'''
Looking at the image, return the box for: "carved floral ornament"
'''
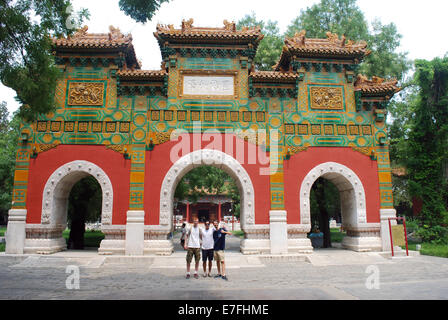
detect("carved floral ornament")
[68,82,104,106]
[310,86,344,110]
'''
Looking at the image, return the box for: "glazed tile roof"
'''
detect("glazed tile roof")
[250,71,300,82]
[275,31,371,71]
[154,19,264,44]
[355,75,401,96]
[117,69,167,81]
[52,26,140,68]
[284,31,370,58]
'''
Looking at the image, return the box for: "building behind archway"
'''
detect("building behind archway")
[6,20,400,255]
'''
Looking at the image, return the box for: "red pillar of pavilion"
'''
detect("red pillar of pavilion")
[186,203,190,223]
[218,203,222,222]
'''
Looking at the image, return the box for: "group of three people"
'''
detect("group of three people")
[181,219,232,280]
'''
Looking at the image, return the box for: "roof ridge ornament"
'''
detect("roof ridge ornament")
[182,18,194,32]
[223,20,236,32]
[71,25,88,39]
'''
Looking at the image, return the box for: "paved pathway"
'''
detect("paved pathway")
[1,235,448,300]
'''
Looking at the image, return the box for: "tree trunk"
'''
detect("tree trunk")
[315,178,332,248]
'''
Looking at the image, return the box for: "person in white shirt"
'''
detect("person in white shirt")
[200,221,216,277]
[184,218,202,279]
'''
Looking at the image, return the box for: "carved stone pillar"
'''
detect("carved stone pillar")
[125,210,145,255]
[269,210,288,254]
[5,209,27,254]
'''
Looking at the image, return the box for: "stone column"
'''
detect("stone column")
[5,209,27,254]
[269,210,288,254]
[380,208,397,252]
[125,210,145,255]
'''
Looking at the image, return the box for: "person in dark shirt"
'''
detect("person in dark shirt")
[212,220,232,281]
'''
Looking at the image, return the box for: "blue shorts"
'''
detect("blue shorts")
[202,249,214,262]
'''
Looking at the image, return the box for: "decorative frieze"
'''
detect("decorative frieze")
[310,86,344,110]
[67,82,104,106]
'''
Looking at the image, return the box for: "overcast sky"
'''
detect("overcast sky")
[1,0,447,114]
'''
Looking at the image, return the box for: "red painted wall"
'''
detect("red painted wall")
[144,133,271,225]
[283,147,381,224]
[26,145,131,225]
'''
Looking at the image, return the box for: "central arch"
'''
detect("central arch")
[159,149,255,242]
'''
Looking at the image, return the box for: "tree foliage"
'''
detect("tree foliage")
[1,0,167,121]
[0,101,20,223]
[237,13,283,71]
[285,0,410,81]
[118,0,169,23]
[67,176,102,225]
[0,0,89,121]
[405,56,448,228]
[286,0,369,41]
[175,166,241,217]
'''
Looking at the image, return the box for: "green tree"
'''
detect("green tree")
[118,0,169,23]
[286,0,369,41]
[67,175,102,249]
[237,13,284,71]
[310,178,340,247]
[1,0,167,121]
[406,56,448,229]
[285,0,410,80]
[0,102,20,223]
[0,0,89,121]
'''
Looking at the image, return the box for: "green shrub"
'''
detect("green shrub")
[415,225,448,244]
[405,218,420,234]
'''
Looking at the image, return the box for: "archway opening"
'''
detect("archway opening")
[309,177,345,249]
[301,162,368,251]
[172,165,242,253]
[65,176,104,250]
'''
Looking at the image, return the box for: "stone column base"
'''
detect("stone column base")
[240,239,270,255]
[143,240,174,255]
[380,209,397,252]
[269,210,288,255]
[24,237,67,254]
[125,211,145,256]
[98,240,125,255]
[342,236,382,252]
[5,209,27,254]
[287,239,314,254]
[287,224,313,253]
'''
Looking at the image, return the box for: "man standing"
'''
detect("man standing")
[213,221,232,281]
[184,218,202,279]
[201,221,215,277]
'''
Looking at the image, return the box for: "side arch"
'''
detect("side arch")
[299,162,367,230]
[159,149,255,231]
[40,160,114,227]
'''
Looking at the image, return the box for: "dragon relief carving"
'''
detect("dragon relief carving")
[68,82,104,106]
[310,86,344,110]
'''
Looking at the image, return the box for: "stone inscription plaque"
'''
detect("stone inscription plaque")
[183,76,234,96]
